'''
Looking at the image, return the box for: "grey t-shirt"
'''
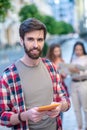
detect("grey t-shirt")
[15,59,57,130]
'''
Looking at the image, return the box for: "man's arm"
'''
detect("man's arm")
[56,72,70,112]
[10,107,47,125]
[0,75,47,126]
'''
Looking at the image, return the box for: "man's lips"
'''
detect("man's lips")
[30,49,39,54]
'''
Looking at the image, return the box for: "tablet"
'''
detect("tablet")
[38,103,60,112]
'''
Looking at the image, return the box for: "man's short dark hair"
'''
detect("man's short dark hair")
[19,18,47,40]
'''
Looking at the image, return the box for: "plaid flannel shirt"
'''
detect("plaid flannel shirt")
[0,58,70,130]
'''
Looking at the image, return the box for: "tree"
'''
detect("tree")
[41,15,57,34]
[19,4,74,34]
[53,21,74,34]
[19,4,42,22]
[0,0,11,22]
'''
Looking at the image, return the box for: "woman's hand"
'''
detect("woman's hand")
[69,67,80,74]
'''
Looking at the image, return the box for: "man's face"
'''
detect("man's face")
[22,30,44,59]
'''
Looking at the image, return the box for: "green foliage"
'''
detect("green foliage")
[19,4,74,34]
[0,0,11,22]
[41,15,57,34]
[51,21,74,34]
[41,42,48,57]
[19,4,42,22]
[41,16,74,34]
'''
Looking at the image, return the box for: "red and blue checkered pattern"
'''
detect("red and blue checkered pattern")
[0,58,70,130]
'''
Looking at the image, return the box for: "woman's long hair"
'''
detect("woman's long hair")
[46,44,62,62]
[70,41,87,62]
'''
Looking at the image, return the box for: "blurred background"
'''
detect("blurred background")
[0,0,87,73]
[0,0,87,130]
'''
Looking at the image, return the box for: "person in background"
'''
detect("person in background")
[70,41,87,130]
[46,44,63,68]
[0,18,70,130]
[47,44,69,98]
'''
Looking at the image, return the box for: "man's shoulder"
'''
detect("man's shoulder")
[3,63,17,75]
[42,58,56,72]
[42,58,52,65]
[42,58,53,67]
[2,63,20,83]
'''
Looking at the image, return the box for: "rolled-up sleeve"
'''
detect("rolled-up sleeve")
[56,72,70,111]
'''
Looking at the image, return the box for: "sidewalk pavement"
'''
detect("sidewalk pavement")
[0,98,85,130]
[63,98,77,130]
[63,98,85,130]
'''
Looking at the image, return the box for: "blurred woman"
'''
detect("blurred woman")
[47,44,63,67]
[47,44,69,97]
[70,41,87,130]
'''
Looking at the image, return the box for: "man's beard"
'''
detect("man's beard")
[23,43,42,59]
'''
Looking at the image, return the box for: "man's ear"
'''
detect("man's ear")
[20,38,24,46]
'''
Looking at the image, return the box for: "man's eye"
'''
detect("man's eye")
[38,38,44,42]
[27,38,44,42]
[27,38,34,41]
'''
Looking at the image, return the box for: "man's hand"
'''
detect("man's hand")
[26,107,46,122]
[46,102,62,118]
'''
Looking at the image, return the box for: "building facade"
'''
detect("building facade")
[77,0,87,34]
[0,0,29,46]
[0,0,52,46]
[0,0,86,46]
[48,0,75,26]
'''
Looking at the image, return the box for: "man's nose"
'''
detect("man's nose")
[33,40,38,47]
